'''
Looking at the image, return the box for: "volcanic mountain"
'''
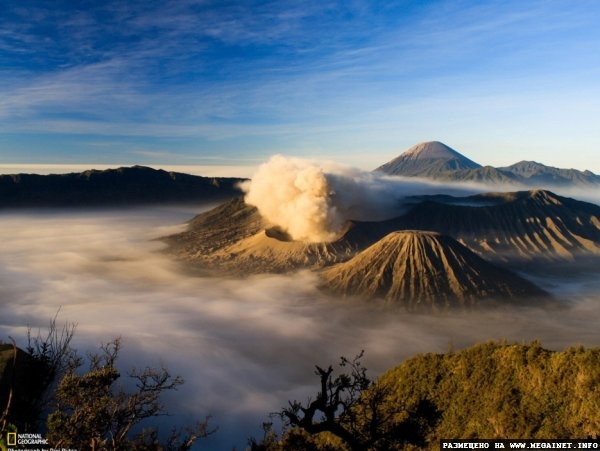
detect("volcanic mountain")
[0,166,245,208]
[388,189,600,262]
[320,231,548,309]
[499,160,600,186]
[164,197,362,275]
[375,141,482,177]
[165,189,600,279]
[376,141,600,187]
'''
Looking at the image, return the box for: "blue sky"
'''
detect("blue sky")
[1,0,600,174]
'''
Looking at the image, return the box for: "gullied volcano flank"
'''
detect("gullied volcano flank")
[393,189,600,262]
[321,231,548,309]
[164,189,600,280]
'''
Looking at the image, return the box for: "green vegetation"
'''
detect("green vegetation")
[0,320,211,450]
[46,338,212,450]
[379,341,600,443]
[3,322,600,450]
[253,342,600,450]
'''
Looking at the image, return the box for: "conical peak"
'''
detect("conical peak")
[375,141,481,176]
[360,230,459,264]
[403,141,465,160]
[321,229,549,307]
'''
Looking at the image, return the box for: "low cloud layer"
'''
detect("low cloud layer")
[0,207,599,448]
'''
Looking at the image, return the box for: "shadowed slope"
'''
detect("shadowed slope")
[0,166,244,208]
[321,231,548,309]
[166,197,266,256]
[393,190,600,262]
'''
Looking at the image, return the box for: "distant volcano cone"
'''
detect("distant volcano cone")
[320,231,548,309]
[375,141,481,176]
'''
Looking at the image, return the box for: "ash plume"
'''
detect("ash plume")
[241,155,483,243]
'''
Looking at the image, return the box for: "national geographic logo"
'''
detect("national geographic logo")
[2,430,50,448]
[6,432,16,446]
[2,429,78,451]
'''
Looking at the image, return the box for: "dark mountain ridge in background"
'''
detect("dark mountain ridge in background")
[0,166,245,208]
[375,141,600,187]
[499,160,600,186]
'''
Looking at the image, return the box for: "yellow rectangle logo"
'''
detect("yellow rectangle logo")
[7,432,17,446]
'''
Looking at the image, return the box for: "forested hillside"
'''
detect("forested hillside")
[378,342,600,442]
[255,342,600,450]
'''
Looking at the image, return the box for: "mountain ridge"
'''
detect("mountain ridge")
[0,165,246,207]
[376,141,600,187]
[164,189,600,306]
[499,160,600,186]
[382,189,600,263]
[165,189,600,273]
[164,197,362,275]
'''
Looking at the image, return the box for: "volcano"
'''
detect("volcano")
[163,188,600,304]
[390,189,600,262]
[375,141,599,187]
[320,231,549,309]
[164,197,361,275]
[165,190,600,274]
[375,141,482,177]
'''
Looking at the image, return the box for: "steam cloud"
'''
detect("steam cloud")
[1,205,599,448]
[242,155,417,242]
[241,155,538,243]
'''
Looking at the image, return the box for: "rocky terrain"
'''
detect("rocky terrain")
[390,189,600,262]
[166,189,600,273]
[163,186,600,305]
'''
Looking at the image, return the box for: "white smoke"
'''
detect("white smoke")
[241,155,409,242]
[241,155,337,242]
[241,155,500,242]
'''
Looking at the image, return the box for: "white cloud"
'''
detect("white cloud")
[0,205,599,447]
